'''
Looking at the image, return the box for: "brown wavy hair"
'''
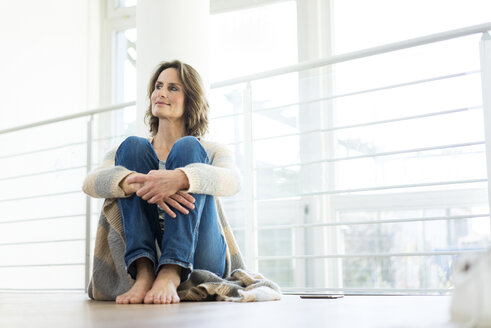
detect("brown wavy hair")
[145,60,209,137]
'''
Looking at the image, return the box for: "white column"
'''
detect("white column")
[479,32,491,234]
[136,0,210,136]
[296,0,334,291]
[243,82,258,271]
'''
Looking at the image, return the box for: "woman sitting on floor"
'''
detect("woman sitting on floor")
[82,60,242,304]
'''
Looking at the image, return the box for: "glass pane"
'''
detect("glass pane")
[115,28,136,103]
[339,208,491,251]
[258,259,294,287]
[257,198,304,226]
[117,0,137,8]
[113,28,137,137]
[0,241,85,266]
[0,193,85,223]
[208,115,244,144]
[332,0,491,54]
[0,217,85,244]
[209,84,246,118]
[0,266,85,290]
[210,0,298,82]
[210,0,491,295]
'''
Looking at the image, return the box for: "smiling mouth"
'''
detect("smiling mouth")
[156,102,170,106]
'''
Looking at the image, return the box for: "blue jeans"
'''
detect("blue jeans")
[115,136,226,282]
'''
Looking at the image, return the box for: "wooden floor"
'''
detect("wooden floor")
[0,292,455,328]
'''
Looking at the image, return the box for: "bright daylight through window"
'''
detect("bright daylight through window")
[208,0,491,294]
[0,0,490,294]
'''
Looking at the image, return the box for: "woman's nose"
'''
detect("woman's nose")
[158,87,168,98]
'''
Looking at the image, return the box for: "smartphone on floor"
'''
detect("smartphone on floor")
[300,294,344,299]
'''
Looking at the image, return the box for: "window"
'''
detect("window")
[117,0,137,8]
[2,0,489,293]
[95,0,137,162]
[209,0,491,294]
[209,0,299,267]
[114,27,137,137]
[88,0,138,280]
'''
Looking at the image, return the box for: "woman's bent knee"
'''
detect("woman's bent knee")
[119,136,152,151]
[167,136,208,167]
[116,136,156,169]
[172,136,201,152]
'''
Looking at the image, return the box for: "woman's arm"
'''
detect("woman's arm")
[82,146,134,199]
[82,140,241,199]
[176,140,241,197]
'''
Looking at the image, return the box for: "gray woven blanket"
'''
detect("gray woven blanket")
[87,197,282,302]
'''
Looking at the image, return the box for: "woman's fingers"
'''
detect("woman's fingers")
[138,189,154,201]
[146,193,195,217]
[135,185,149,198]
[133,174,195,214]
[170,193,195,210]
[126,182,143,194]
[157,200,176,218]
[125,183,138,195]
[136,183,159,200]
[164,196,190,215]
[177,191,195,204]
[126,173,148,184]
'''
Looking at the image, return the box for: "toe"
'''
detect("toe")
[117,296,129,304]
[154,293,163,304]
[129,296,140,304]
[144,293,153,304]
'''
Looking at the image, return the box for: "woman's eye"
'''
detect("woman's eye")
[170,86,178,91]
[155,84,162,90]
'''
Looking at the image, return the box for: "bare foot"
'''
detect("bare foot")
[144,264,181,304]
[116,258,155,304]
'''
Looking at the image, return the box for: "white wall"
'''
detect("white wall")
[136,0,210,136]
[0,0,96,291]
[0,0,92,130]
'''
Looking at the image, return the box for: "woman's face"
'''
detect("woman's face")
[151,68,185,121]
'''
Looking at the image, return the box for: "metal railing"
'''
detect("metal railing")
[1,22,491,293]
[210,22,491,88]
[0,101,135,291]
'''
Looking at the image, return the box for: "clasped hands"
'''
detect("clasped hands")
[120,170,195,218]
